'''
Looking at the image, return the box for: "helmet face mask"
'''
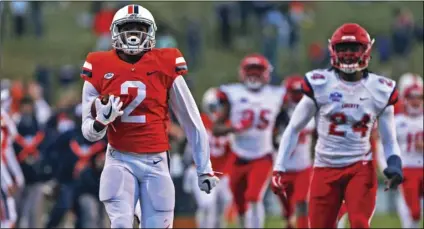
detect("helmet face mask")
[404,85,423,116]
[329,23,374,74]
[244,65,267,90]
[202,88,221,122]
[111,5,157,55]
[239,54,272,90]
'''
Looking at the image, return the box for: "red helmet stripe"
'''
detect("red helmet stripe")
[128,5,134,14]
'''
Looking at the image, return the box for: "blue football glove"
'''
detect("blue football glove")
[383,155,404,191]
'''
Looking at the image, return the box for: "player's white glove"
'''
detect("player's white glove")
[95,95,124,126]
[198,173,220,194]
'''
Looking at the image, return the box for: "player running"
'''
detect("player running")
[80,4,219,228]
[273,75,315,229]
[272,23,404,228]
[394,78,423,228]
[213,54,286,228]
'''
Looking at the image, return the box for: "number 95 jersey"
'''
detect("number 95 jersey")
[219,83,285,160]
[81,48,188,153]
[303,69,398,167]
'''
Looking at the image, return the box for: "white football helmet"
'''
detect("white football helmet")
[202,88,220,122]
[111,4,157,55]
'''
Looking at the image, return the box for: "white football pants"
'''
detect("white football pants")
[100,146,175,228]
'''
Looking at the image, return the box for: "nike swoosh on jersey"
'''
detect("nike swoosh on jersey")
[147,71,158,76]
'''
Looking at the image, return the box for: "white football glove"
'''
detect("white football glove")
[198,173,220,194]
[95,95,124,126]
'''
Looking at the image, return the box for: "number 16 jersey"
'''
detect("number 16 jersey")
[302,69,398,167]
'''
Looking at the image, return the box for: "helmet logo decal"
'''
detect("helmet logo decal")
[128,5,139,14]
[341,35,356,41]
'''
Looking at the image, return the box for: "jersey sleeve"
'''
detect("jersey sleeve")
[163,48,188,79]
[216,89,229,104]
[387,87,399,106]
[174,49,188,77]
[301,77,315,99]
[80,52,102,93]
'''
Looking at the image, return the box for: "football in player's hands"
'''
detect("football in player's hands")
[91,94,111,118]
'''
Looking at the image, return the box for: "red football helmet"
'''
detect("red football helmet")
[328,23,375,74]
[239,54,272,90]
[283,74,304,103]
[403,83,423,116]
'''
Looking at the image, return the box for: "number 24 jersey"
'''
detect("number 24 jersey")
[302,69,398,167]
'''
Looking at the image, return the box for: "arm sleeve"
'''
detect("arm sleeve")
[377,106,401,161]
[169,76,213,176]
[34,99,52,126]
[273,96,317,172]
[81,81,107,142]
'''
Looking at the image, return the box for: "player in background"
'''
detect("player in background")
[183,87,233,228]
[80,4,219,228]
[0,87,23,229]
[377,78,423,228]
[395,73,423,115]
[213,54,286,228]
[272,75,315,229]
[272,23,404,228]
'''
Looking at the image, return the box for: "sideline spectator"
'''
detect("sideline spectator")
[10,1,28,38]
[30,1,43,38]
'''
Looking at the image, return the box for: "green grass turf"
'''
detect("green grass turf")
[1,2,422,102]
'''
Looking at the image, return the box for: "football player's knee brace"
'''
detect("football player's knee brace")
[296,201,308,216]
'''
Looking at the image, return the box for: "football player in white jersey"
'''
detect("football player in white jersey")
[213,54,286,228]
[394,73,424,115]
[395,81,423,228]
[272,23,404,228]
[272,75,315,228]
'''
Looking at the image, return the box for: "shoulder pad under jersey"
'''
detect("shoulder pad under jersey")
[154,48,188,79]
[304,69,331,86]
[365,73,398,107]
[80,51,111,91]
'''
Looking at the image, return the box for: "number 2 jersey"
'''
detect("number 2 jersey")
[81,48,196,154]
[218,83,285,160]
[303,68,398,167]
[395,113,423,168]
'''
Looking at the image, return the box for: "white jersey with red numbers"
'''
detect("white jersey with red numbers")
[283,117,315,171]
[395,114,423,168]
[303,68,399,167]
[219,83,285,160]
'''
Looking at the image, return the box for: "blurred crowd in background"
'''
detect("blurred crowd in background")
[0,1,423,228]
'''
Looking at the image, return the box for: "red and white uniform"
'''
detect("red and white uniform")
[0,110,21,229]
[219,83,285,160]
[219,83,285,216]
[81,48,212,228]
[201,113,232,176]
[276,103,315,228]
[396,113,423,225]
[274,68,401,228]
